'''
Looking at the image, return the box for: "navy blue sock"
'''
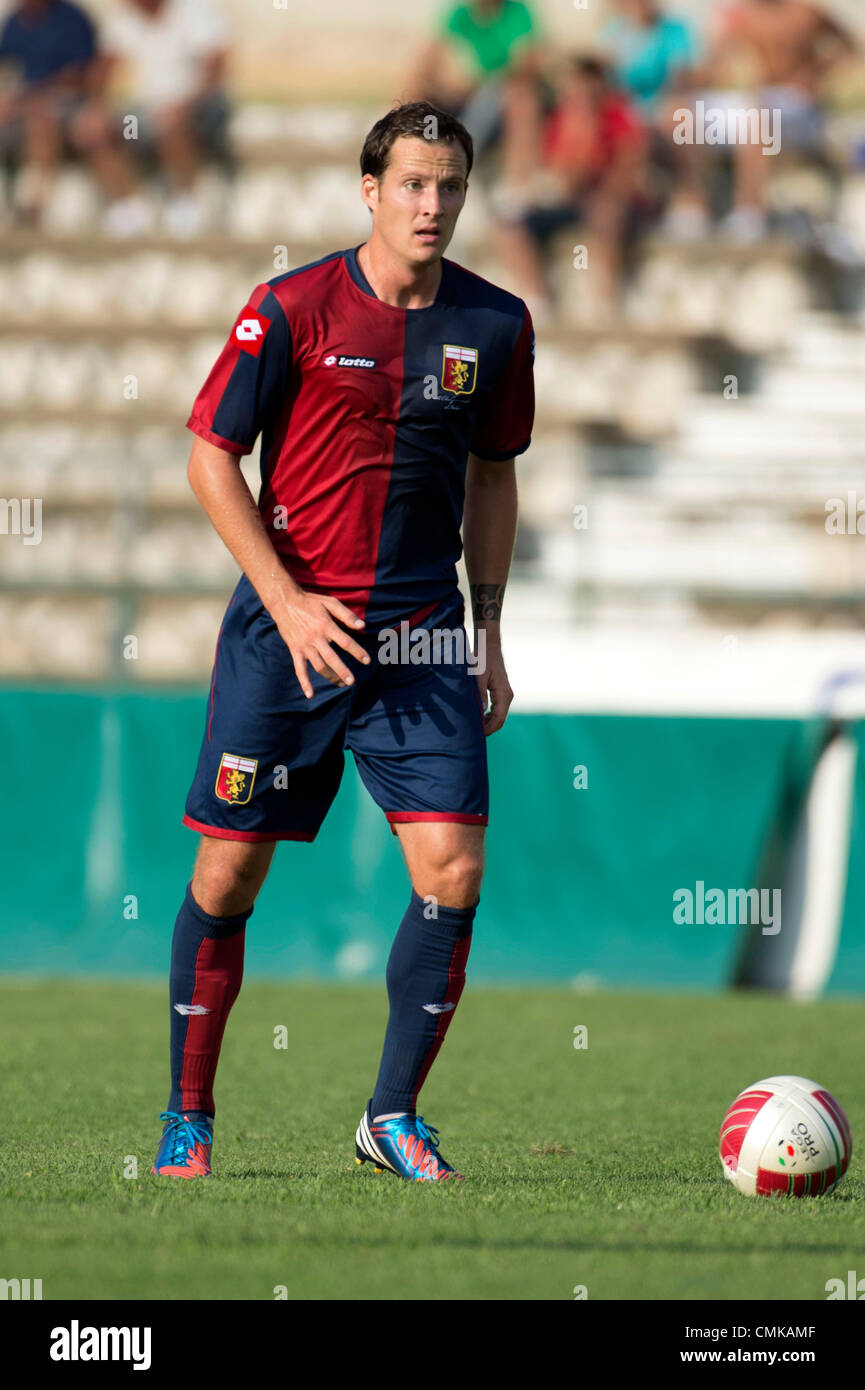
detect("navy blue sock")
[167,882,252,1118]
[370,889,475,1118]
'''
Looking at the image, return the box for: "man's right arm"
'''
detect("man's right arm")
[187,436,370,697]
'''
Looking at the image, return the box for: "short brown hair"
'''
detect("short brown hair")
[360,101,473,181]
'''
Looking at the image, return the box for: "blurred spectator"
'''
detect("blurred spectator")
[707,0,857,242]
[407,0,545,189]
[84,0,231,236]
[493,57,649,322]
[601,0,708,241]
[0,0,98,222]
[602,0,699,115]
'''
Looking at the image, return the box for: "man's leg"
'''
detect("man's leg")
[17,94,63,223]
[368,822,484,1121]
[166,836,275,1122]
[153,100,201,192]
[68,99,141,204]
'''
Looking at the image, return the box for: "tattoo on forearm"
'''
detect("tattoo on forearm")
[471,583,505,623]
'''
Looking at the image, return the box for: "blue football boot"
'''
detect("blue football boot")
[355,1101,463,1181]
[152,1110,213,1179]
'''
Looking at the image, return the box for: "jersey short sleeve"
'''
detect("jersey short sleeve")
[470,306,534,462]
[186,285,292,456]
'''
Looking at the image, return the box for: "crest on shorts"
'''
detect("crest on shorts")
[441,344,478,397]
[215,753,258,806]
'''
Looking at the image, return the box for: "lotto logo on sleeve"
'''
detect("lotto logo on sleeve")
[233,308,271,357]
[215,753,258,805]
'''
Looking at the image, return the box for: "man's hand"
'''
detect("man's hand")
[269,585,370,699]
[475,638,513,736]
[185,436,370,700]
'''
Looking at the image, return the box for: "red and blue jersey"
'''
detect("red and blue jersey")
[186,245,534,628]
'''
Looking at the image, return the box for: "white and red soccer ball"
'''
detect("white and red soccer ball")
[719,1075,852,1197]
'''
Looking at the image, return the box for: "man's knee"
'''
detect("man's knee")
[191,837,275,917]
[68,102,113,153]
[397,823,486,908]
[418,848,485,909]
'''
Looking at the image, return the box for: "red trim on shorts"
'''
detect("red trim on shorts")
[182,814,316,843]
[385,811,488,836]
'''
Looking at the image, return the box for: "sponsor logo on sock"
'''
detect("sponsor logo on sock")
[173,1004,212,1015]
[49,1321,152,1371]
[422,1002,455,1014]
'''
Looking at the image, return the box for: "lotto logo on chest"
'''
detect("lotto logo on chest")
[215,753,258,805]
[323,354,377,368]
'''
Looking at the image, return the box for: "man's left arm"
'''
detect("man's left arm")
[464,302,534,734]
[462,453,518,736]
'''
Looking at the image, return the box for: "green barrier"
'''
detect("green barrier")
[0,687,841,988]
[828,720,865,994]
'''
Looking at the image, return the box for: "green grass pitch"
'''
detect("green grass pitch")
[1,979,863,1301]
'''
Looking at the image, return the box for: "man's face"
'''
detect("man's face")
[362,136,468,269]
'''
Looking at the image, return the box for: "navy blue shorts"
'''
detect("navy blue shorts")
[183,577,489,842]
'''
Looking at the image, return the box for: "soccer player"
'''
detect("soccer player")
[152,101,534,1182]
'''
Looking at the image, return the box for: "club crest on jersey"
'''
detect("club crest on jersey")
[233,308,271,358]
[215,753,258,805]
[441,344,478,397]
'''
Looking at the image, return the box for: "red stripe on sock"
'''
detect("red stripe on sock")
[412,932,471,1107]
[179,929,244,1113]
